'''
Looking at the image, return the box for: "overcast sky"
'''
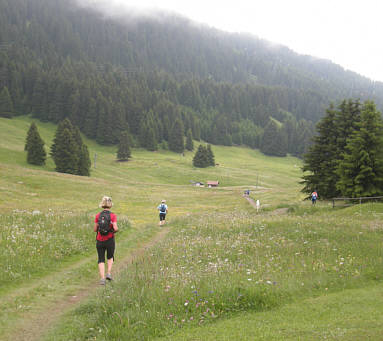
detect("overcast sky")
[79,0,383,82]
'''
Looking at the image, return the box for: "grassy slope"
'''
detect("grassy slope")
[161,285,383,340]
[1,116,383,340]
[0,116,301,219]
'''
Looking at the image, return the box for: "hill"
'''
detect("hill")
[1,0,383,157]
[1,117,383,340]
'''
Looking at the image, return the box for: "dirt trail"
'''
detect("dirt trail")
[7,227,170,341]
[244,195,289,215]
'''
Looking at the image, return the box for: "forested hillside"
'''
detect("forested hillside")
[1,0,382,156]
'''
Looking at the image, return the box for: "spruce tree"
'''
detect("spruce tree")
[51,118,74,161]
[25,122,46,165]
[336,101,383,197]
[301,104,339,199]
[206,144,215,166]
[50,118,90,175]
[31,77,47,120]
[146,127,158,151]
[193,145,209,168]
[117,131,132,161]
[0,86,14,118]
[51,126,79,174]
[186,129,194,151]
[169,119,184,153]
[73,124,91,176]
[260,119,286,156]
[78,144,91,176]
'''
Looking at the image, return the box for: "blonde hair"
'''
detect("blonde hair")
[99,196,113,209]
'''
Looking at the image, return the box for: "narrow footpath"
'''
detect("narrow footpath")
[3,227,170,341]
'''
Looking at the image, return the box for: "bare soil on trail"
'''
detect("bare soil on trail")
[7,227,170,341]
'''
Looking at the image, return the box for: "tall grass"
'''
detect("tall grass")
[0,210,130,286]
[49,204,383,340]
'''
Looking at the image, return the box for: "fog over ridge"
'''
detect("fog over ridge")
[73,0,192,23]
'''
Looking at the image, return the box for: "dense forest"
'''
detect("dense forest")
[1,0,383,156]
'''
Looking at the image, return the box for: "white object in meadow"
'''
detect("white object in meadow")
[256,200,260,212]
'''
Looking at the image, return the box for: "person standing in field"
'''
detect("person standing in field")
[157,199,168,226]
[94,196,118,285]
[311,191,318,205]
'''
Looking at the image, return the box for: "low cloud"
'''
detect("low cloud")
[73,0,181,21]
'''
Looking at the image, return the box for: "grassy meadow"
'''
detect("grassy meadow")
[1,116,383,340]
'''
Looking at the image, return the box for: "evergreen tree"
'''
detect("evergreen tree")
[31,77,47,120]
[78,144,91,176]
[117,131,132,161]
[301,104,339,199]
[25,122,46,165]
[0,86,14,118]
[51,118,74,161]
[169,118,184,153]
[302,100,368,199]
[146,127,158,151]
[206,144,215,166]
[138,120,149,148]
[260,119,286,156]
[186,129,194,151]
[336,101,383,197]
[193,144,209,168]
[50,118,90,175]
[51,126,78,174]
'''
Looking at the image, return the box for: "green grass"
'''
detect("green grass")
[160,284,383,340]
[1,116,383,340]
[47,204,383,340]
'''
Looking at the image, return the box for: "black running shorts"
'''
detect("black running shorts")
[96,237,115,263]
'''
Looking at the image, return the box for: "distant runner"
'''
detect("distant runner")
[94,196,118,285]
[157,199,168,226]
[256,199,261,212]
[311,191,318,205]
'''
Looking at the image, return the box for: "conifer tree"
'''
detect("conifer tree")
[25,122,46,165]
[0,86,14,118]
[261,119,285,156]
[186,129,194,151]
[78,144,91,176]
[206,144,215,166]
[193,144,209,168]
[301,100,363,199]
[51,126,79,174]
[301,104,339,198]
[117,131,132,161]
[73,124,91,176]
[146,127,158,151]
[31,77,47,120]
[169,118,184,153]
[336,101,383,197]
[50,118,90,175]
[138,120,148,148]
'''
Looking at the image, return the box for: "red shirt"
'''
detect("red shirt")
[95,211,117,241]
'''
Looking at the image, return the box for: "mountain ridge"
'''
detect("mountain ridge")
[0,0,382,157]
